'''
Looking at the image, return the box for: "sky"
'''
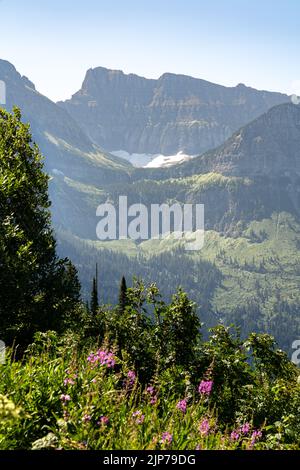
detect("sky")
[1,0,300,102]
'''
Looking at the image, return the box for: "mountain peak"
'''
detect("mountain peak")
[0,59,36,92]
[86,66,125,77]
[0,59,18,74]
[179,102,300,178]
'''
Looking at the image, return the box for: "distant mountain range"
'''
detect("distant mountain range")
[59,66,289,156]
[1,58,299,352]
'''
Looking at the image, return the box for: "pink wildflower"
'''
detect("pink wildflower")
[82,414,92,423]
[87,350,116,368]
[198,380,213,396]
[150,396,158,405]
[199,418,211,436]
[127,370,136,384]
[63,378,75,387]
[98,415,109,426]
[132,410,145,425]
[240,422,251,435]
[176,399,187,414]
[250,430,262,447]
[230,430,240,441]
[60,394,71,403]
[146,385,158,405]
[161,432,173,445]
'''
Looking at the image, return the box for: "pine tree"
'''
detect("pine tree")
[90,264,99,315]
[0,107,81,344]
[118,276,128,313]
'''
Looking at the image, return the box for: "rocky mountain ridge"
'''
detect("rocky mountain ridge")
[59,66,289,156]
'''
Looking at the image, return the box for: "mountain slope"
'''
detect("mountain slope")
[59,66,289,156]
[171,102,300,178]
[0,59,132,187]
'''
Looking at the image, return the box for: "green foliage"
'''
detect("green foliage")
[118,276,128,313]
[161,290,200,368]
[94,280,201,382]
[0,317,299,450]
[0,108,81,345]
[90,264,99,315]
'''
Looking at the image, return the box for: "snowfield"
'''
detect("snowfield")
[110,150,193,168]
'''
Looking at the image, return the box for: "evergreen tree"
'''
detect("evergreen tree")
[0,108,81,344]
[118,276,128,313]
[90,264,99,315]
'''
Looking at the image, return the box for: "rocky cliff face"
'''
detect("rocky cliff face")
[175,103,300,179]
[59,67,289,155]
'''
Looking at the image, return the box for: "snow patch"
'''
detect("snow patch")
[146,152,192,168]
[111,150,193,168]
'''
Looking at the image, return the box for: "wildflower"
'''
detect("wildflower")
[230,430,240,441]
[132,410,145,425]
[199,418,211,436]
[87,350,116,369]
[176,399,187,414]
[161,432,173,445]
[63,410,70,421]
[240,422,251,435]
[250,430,262,447]
[136,415,145,425]
[195,444,202,450]
[63,378,75,387]
[146,386,155,396]
[127,370,136,385]
[60,394,71,403]
[146,385,158,404]
[82,414,92,423]
[98,415,109,426]
[104,352,116,368]
[251,430,262,440]
[198,380,213,396]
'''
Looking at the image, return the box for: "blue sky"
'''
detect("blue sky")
[1,0,300,101]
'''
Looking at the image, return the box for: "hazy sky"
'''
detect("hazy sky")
[1,0,300,101]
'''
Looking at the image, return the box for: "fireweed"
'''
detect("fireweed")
[0,328,298,450]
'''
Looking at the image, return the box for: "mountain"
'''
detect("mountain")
[170,102,300,179]
[49,103,300,243]
[53,102,300,354]
[1,59,299,353]
[0,59,132,188]
[59,66,289,156]
[131,104,300,227]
